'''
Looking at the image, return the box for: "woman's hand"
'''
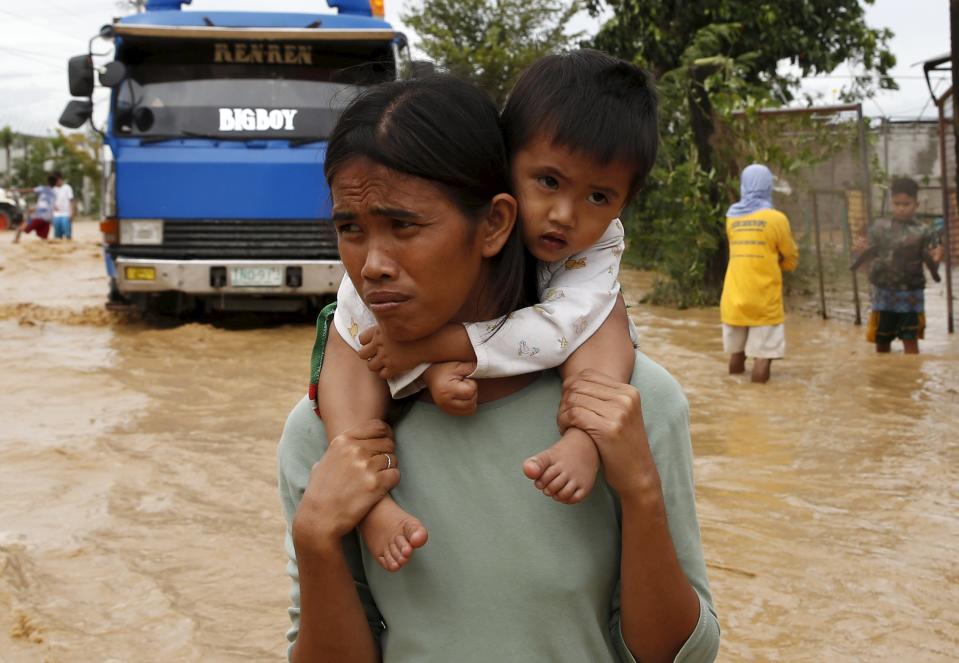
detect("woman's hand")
[292,420,400,553]
[357,327,424,378]
[556,369,661,501]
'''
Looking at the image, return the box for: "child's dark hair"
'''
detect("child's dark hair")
[47,174,57,187]
[325,74,532,322]
[891,176,919,199]
[501,49,658,200]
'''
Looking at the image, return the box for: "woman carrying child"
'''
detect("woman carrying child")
[280,56,719,662]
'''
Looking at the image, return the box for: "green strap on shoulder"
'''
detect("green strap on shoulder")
[309,302,338,409]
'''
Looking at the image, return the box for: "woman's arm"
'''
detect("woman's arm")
[558,368,718,662]
[291,534,381,663]
[279,401,398,662]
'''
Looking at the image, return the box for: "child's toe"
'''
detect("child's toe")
[555,481,579,503]
[403,520,429,549]
[523,452,550,481]
[395,534,412,557]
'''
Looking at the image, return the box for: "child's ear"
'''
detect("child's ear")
[480,193,518,258]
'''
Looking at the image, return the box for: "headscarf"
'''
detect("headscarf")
[726,164,774,218]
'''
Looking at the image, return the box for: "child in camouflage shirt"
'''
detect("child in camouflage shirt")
[855,177,943,354]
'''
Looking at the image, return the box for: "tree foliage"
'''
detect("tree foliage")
[12,130,103,215]
[1,126,14,187]
[402,0,583,107]
[589,0,896,306]
[589,0,896,102]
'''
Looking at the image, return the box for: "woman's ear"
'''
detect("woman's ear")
[480,193,518,258]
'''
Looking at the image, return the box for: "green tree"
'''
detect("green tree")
[402,0,584,107]
[589,0,896,305]
[589,0,895,102]
[0,126,13,188]
[13,130,103,216]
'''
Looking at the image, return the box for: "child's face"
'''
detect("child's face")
[891,192,919,222]
[511,133,633,262]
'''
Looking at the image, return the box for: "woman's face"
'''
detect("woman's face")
[331,158,515,342]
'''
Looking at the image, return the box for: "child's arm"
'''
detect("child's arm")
[318,279,430,573]
[560,294,634,385]
[318,328,389,438]
[358,324,475,377]
[331,274,433,400]
[467,219,627,378]
[315,277,390,437]
[360,219,628,381]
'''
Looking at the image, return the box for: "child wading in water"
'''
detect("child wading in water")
[854,177,943,354]
[310,50,658,571]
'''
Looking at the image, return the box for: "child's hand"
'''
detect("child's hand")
[423,362,478,416]
[852,236,869,253]
[358,326,423,378]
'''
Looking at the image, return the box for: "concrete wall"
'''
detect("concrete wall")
[872,120,944,218]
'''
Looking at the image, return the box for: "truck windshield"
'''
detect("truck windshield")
[114,37,396,140]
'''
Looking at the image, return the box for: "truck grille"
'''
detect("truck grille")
[110,219,339,260]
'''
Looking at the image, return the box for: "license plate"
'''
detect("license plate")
[125,266,156,281]
[230,266,283,287]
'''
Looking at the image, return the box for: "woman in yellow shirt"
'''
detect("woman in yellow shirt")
[720,164,799,383]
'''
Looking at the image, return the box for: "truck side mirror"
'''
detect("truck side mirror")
[133,107,155,132]
[99,62,127,88]
[410,60,435,78]
[68,55,95,97]
[59,100,94,129]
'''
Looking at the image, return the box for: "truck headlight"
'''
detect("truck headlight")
[120,219,163,245]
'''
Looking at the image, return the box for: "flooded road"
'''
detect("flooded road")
[2,222,957,661]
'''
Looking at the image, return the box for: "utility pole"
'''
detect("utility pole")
[949,1,959,332]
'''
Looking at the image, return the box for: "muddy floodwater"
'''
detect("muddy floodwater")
[2,221,957,662]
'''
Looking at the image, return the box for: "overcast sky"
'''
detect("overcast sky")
[0,0,951,135]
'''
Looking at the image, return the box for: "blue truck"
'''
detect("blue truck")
[59,0,416,313]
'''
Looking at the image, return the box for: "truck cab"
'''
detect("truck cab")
[60,0,412,314]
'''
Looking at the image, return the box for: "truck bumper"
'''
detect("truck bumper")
[115,257,344,295]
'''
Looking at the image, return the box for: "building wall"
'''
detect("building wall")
[873,120,944,219]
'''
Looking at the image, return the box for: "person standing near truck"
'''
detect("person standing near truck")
[720,164,799,383]
[12,175,57,243]
[52,171,75,240]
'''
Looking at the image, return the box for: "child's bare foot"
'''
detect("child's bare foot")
[423,361,478,416]
[522,427,600,504]
[358,496,429,572]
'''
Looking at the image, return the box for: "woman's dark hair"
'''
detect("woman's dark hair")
[325,75,532,321]
[501,49,658,201]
